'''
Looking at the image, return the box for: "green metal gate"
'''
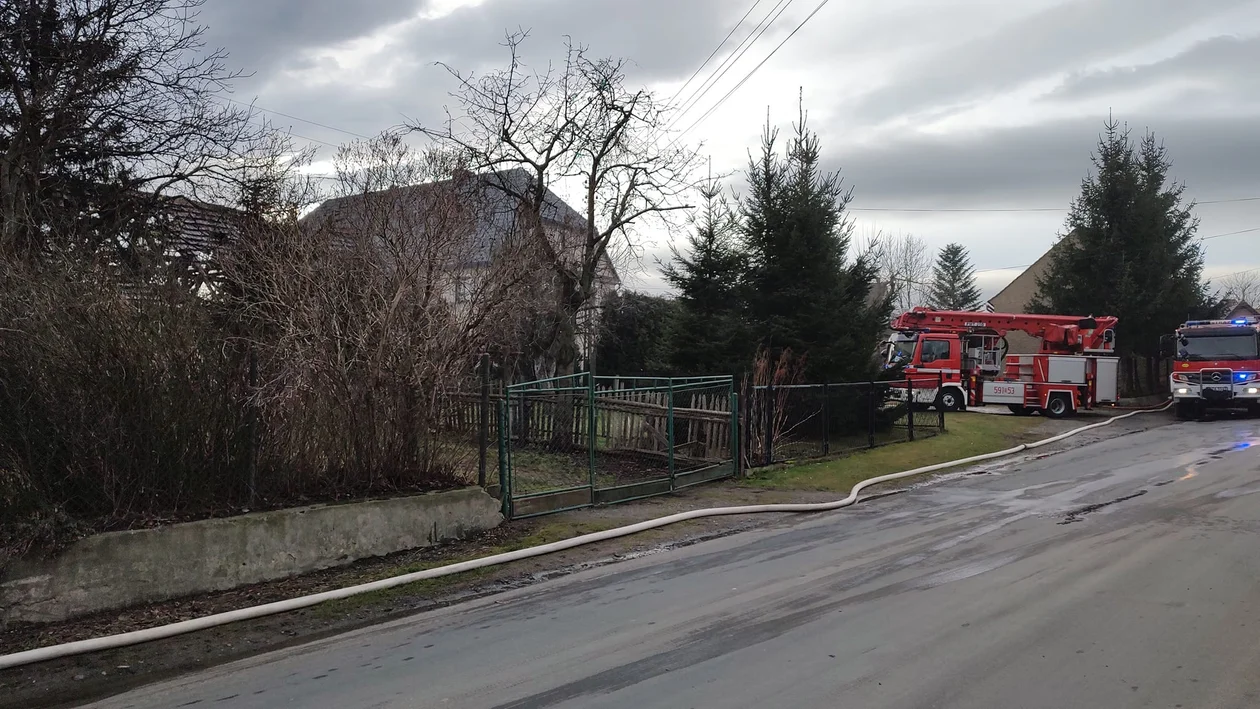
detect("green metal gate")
[497,375,738,519]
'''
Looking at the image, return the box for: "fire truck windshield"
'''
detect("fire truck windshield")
[886,335,917,366]
[1177,333,1259,360]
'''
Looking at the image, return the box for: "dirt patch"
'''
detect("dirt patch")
[0,409,1175,709]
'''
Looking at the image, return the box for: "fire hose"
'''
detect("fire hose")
[0,402,1172,671]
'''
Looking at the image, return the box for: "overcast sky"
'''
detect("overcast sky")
[200,0,1260,299]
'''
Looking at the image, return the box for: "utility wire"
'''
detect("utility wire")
[666,0,797,133]
[968,226,1252,276]
[850,206,1063,213]
[667,0,765,106]
[1200,226,1260,240]
[224,96,373,140]
[675,0,834,142]
[850,196,1260,213]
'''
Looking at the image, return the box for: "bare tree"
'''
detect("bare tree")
[410,31,703,379]
[1220,271,1260,307]
[865,228,930,313]
[0,0,258,259]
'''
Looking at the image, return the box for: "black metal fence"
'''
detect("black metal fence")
[497,374,738,519]
[742,378,945,468]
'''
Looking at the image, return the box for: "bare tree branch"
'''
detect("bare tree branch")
[408,31,702,377]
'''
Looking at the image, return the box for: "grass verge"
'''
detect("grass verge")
[743,412,1042,493]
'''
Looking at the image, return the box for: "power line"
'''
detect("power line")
[1200,226,1260,240]
[666,0,797,133]
[850,198,1260,213]
[1198,196,1260,205]
[667,0,765,106]
[224,96,372,140]
[851,206,1062,213]
[1216,266,1260,279]
[975,264,1032,274]
[675,0,834,142]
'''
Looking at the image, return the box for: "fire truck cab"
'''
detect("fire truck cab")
[1165,316,1260,419]
[886,308,1120,418]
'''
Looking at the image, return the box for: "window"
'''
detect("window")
[1178,334,1258,360]
[921,339,952,363]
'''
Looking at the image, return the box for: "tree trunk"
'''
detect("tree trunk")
[547,278,583,450]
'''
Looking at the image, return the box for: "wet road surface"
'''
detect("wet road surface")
[88,416,1260,708]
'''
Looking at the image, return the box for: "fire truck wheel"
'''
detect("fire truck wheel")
[1175,401,1201,420]
[935,388,964,412]
[1044,393,1073,419]
[1007,405,1034,416]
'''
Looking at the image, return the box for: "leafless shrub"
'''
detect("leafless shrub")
[0,131,546,562]
[0,252,247,565]
[745,346,807,467]
[221,132,546,495]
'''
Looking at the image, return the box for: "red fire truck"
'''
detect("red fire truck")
[1165,316,1260,419]
[886,307,1119,418]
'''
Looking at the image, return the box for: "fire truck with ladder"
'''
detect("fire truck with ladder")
[1163,315,1260,419]
[885,307,1120,418]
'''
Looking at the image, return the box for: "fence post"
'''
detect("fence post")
[478,353,490,488]
[867,381,876,449]
[735,375,745,473]
[764,381,775,466]
[587,371,597,496]
[498,399,510,520]
[907,378,916,442]
[246,344,259,508]
[938,371,946,432]
[667,378,676,490]
[821,381,831,457]
[730,388,739,479]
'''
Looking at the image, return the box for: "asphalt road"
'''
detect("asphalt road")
[88,415,1260,709]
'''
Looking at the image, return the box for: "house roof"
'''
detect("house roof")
[301,168,592,268]
[987,230,1078,312]
[1224,299,1258,318]
[160,195,250,256]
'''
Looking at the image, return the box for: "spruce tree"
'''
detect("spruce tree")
[928,243,983,311]
[1031,117,1211,362]
[740,103,889,382]
[594,292,677,376]
[661,173,748,375]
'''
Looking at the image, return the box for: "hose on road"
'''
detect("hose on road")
[0,402,1171,671]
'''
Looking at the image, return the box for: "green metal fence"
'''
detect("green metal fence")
[497,374,738,519]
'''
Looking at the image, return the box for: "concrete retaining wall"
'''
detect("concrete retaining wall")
[1,487,503,623]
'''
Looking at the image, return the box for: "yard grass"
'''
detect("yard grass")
[312,518,621,618]
[743,412,1042,493]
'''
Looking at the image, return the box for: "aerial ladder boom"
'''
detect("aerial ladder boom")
[890,308,1117,354]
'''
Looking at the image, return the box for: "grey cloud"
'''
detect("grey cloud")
[825,114,1260,208]
[247,0,750,149]
[198,0,426,81]
[848,0,1257,123]
[394,0,745,84]
[1050,34,1260,99]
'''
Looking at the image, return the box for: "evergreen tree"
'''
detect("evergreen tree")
[740,104,889,382]
[593,292,677,376]
[661,172,749,375]
[927,243,983,310]
[1031,117,1211,365]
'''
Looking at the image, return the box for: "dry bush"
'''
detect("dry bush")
[0,133,546,562]
[222,134,546,496]
[745,347,807,466]
[0,252,248,563]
